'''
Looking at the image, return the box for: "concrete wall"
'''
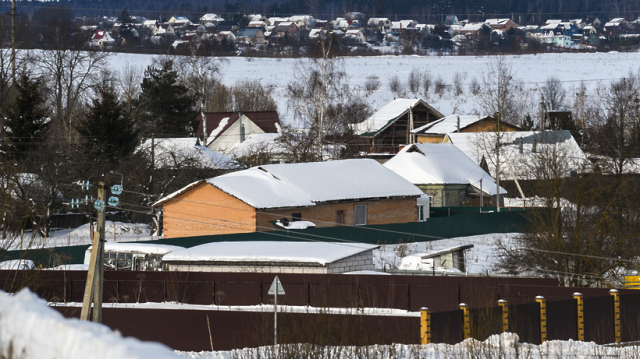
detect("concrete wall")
[327,249,375,273]
[166,263,329,274]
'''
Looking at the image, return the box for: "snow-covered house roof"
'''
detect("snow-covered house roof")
[194,111,281,146]
[444,130,589,180]
[412,115,488,135]
[353,99,443,137]
[384,143,506,196]
[155,158,423,209]
[136,137,235,169]
[162,241,378,266]
[199,14,224,22]
[87,243,184,255]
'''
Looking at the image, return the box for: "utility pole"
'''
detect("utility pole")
[80,182,106,322]
[10,0,16,83]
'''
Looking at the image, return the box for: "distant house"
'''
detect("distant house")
[162,241,379,274]
[194,111,281,152]
[274,21,300,42]
[384,143,506,207]
[458,23,489,37]
[154,159,425,237]
[604,18,628,35]
[152,23,175,36]
[344,29,366,43]
[485,18,518,31]
[217,21,240,33]
[199,14,225,25]
[444,15,460,26]
[391,20,417,32]
[289,15,315,30]
[368,18,391,32]
[88,30,116,48]
[352,99,445,153]
[443,130,589,180]
[235,28,265,45]
[412,114,520,143]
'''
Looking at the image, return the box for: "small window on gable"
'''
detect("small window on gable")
[355,205,367,226]
[292,213,302,222]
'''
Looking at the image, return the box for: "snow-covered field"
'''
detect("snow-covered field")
[107,51,640,123]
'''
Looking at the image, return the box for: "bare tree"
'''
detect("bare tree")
[232,80,278,112]
[541,76,567,112]
[287,36,350,160]
[37,21,109,143]
[170,49,226,145]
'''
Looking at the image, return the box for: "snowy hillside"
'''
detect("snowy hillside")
[107,52,640,123]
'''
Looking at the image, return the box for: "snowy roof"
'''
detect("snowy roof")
[384,143,506,195]
[87,243,184,255]
[155,159,423,209]
[460,23,485,31]
[0,259,35,270]
[194,111,281,144]
[353,99,443,136]
[406,244,474,260]
[200,14,224,21]
[225,133,284,159]
[411,115,496,135]
[162,241,378,266]
[485,18,513,26]
[445,130,589,180]
[136,137,235,169]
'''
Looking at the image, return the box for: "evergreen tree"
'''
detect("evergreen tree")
[139,60,198,137]
[77,84,139,166]
[5,73,49,159]
[117,8,136,44]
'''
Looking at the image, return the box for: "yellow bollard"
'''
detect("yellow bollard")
[498,299,509,332]
[536,296,547,343]
[574,292,584,341]
[420,307,431,344]
[610,289,621,343]
[460,303,471,340]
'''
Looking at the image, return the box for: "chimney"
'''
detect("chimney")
[518,137,523,154]
[532,135,537,153]
[239,112,245,143]
[456,116,460,132]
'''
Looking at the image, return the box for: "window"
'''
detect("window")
[417,204,425,222]
[292,213,302,222]
[336,211,345,226]
[355,205,367,226]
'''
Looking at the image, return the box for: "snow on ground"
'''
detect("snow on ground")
[0,288,179,359]
[52,301,418,317]
[177,333,640,359]
[374,233,518,275]
[107,52,640,125]
[1,221,156,251]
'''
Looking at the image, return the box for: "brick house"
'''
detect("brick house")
[154,159,424,238]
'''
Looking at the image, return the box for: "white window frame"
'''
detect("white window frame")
[354,205,367,226]
[417,204,426,222]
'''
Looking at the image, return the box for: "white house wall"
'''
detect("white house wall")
[166,263,328,274]
[209,116,266,152]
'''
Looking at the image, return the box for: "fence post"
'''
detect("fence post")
[573,292,584,341]
[536,296,547,343]
[498,299,509,332]
[420,307,431,344]
[460,303,470,339]
[610,289,621,343]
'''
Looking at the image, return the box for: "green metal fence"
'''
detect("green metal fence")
[1,208,542,266]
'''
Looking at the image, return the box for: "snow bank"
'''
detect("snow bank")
[177,333,640,359]
[0,288,179,359]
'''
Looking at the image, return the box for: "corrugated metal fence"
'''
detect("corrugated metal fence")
[3,270,640,350]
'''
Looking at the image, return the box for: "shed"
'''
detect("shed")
[162,241,379,274]
[399,244,474,272]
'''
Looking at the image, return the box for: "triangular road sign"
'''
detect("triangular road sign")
[268,276,285,295]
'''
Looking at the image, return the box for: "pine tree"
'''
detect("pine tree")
[5,73,49,159]
[139,60,198,137]
[77,84,139,166]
